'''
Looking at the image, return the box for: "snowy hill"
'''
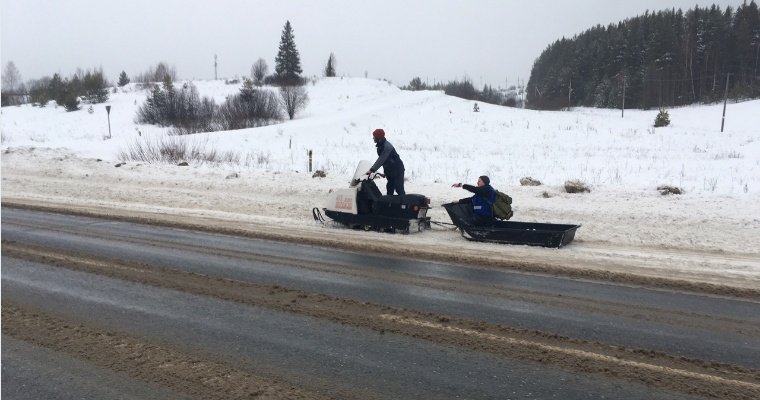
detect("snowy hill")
[2,77,758,194]
[2,78,759,290]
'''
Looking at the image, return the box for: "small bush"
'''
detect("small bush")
[61,92,81,112]
[654,109,670,127]
[118,136,240,166]
[520,176,542,186]
[564,179,590,193]
[312,170,327,178]
[657,185,683,195]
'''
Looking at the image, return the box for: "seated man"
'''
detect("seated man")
[452,175,496,225]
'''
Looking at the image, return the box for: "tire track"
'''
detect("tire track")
[1,303,333,400]
[5,201,760,299]
[4,214,760,338]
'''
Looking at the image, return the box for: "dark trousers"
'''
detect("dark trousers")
[385,172,405,196]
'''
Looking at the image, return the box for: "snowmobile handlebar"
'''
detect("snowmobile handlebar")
[363,171,386,179]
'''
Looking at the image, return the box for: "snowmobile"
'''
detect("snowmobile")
[313,160,431,233]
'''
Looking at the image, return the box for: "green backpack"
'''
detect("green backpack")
[487,190,513,220]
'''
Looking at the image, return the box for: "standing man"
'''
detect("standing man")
[367,128,405,195]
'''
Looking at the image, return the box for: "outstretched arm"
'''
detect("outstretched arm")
[460,184,492,197]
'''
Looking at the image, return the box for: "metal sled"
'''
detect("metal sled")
[442,203,580,248]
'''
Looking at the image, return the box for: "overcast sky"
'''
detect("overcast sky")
[0,0,746,88]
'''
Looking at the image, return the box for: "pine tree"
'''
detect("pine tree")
[324,53,336,77]
[240,78,256,102]
[274,20,303,85]
[118,71,130,87]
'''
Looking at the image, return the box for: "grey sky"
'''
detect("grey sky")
[0,0,745,88]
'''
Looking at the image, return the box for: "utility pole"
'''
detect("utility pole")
[621,74,626,118]
[214,54,218,80]
[721,73,730,132]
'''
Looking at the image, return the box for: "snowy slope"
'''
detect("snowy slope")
[2,78,759,289]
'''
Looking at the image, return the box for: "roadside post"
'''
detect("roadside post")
[105,105,112,140]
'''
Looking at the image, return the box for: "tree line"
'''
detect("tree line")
[527,1,760,110]
[402,76,523,107]
[2,64,110,110]
[2,20,321,128]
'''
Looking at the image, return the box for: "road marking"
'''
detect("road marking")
[381,314,760,391]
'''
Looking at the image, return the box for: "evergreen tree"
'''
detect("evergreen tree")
[49,73,64,105]
[118,70,130,87]
[526,2,760,110]
[274,20,303,85]
[324,53,336,77]
[82,69,109,103]
[60,79,80,112]
[240,78,256,102]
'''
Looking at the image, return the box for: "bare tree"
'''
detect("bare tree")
[134,62,178,84]
[278,85,308,120]
[2,61,22,92]
[251,58,268,86]
[2,61,24,106]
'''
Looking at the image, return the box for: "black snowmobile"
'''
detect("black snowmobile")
[313,161,431,233]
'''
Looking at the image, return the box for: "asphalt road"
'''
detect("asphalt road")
[2,207,758,399]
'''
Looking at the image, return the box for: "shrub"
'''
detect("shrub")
[279,84,309,120]
[520,177,542,186]
[564,179,590,193]
[61,92,80,112]
[654,109,670,127]
[657,185,683,195]
[135,78,282,134]
[215,79,282,130]
[118,135,240,165]
[135,79,216,134]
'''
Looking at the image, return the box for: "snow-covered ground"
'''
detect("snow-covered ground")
[2,78,759,290]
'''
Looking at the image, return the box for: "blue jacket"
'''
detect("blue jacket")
[458,184,496,217]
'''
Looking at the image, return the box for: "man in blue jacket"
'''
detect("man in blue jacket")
[452,175,496,225]
[367,128,406,195]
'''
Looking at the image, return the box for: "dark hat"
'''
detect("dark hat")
[479,175,490,185]
[372,128,385,139]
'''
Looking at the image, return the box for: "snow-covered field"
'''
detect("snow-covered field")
[2,78,759,289]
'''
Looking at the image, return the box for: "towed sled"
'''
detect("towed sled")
[443,202,580,248]
[313,161,431,234]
